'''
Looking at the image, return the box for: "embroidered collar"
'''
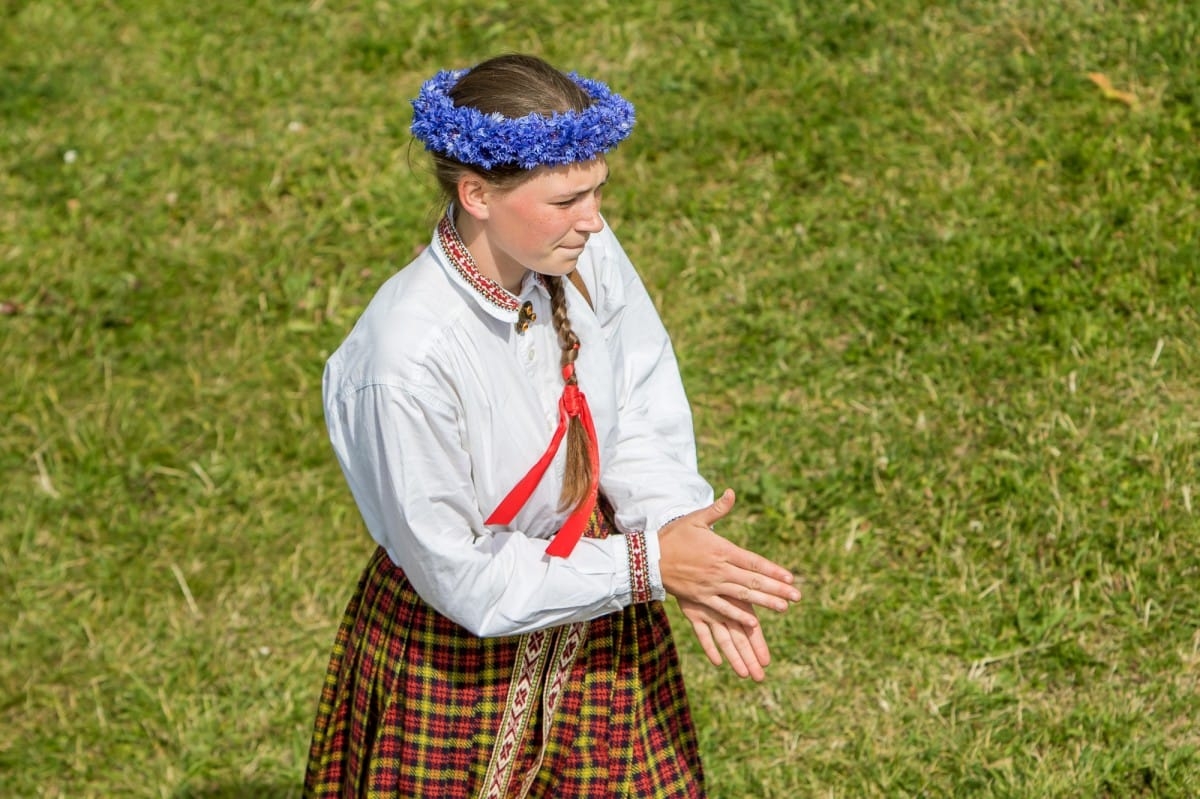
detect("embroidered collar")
[435,211,521,313]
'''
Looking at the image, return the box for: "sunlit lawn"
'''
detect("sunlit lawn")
[3,1,1198,796]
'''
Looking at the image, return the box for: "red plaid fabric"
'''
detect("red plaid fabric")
[303,508,704,798]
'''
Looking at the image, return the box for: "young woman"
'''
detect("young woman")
[303,53,801,799]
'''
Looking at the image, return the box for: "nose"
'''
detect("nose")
[576,195,604,234]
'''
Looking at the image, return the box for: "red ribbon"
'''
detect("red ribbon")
[485,364,599,557]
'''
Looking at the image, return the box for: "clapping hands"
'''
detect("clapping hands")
[658,489,801,682]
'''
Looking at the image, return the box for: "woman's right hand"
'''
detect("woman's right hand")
[658,489,801,630]
[677,596,772,681]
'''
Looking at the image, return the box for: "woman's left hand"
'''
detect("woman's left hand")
[658,490,801,628]
[676,597,771,682]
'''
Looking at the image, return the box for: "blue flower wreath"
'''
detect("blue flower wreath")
[410,68,636,170]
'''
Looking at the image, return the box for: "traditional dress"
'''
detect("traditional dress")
[304,211,714,798]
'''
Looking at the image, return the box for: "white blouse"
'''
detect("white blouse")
[322,214,714,637]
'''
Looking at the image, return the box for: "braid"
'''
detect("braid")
[546,276,593,512]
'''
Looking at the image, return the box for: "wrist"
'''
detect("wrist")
[656,514,686,538]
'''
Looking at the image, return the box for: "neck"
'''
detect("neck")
[452,208,527,294]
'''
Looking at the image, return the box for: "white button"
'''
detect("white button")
[527,348,535,361]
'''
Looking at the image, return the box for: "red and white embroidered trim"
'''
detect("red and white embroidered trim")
[480,629,550,799]
[437,213,520,313]
[541,622,586,724]
[627,531,652,604]
[515,622,589,799]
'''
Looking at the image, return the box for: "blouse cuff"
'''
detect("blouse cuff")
[626,529,665,604]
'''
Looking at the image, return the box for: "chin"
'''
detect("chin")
[540,255,583,274]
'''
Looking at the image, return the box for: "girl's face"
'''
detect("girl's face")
[477,157,608,291]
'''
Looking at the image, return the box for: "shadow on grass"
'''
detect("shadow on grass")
[172,783,300,799]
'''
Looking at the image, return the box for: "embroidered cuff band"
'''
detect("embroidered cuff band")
[626,531,652,604]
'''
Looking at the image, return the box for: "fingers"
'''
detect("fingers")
[688,617,723,667]
[691,488,736,529]
[711,546,802,612]
[690,522,802,604]
[730,625,766,682]
[709,620,751,678]
[748,621,771,668]
[721,577,801,613]
[705,594,761,629]
[678,598,772,681]
[706,617,767,681]
[728,599,772,671]
[730,546,801,593]
[716,599,768,681]
[719,542,802,607]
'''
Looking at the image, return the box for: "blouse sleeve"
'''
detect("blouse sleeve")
[324,372,658,638]
[584,225,715,535]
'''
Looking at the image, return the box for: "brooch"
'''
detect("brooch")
[515,301,536,334]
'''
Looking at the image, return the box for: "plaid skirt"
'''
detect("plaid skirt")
[303,510,705,799]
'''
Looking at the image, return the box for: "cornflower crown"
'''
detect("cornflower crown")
[410,68,636,170]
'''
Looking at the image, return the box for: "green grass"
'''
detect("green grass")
[3,0,1198,796]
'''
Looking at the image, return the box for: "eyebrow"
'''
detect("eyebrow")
[559,170,610,201]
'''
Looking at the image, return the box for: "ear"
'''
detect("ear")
[456,173,492,221]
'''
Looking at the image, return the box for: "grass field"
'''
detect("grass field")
[3,0,1198,796]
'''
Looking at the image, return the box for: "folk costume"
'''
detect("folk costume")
[304,65,713,799]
